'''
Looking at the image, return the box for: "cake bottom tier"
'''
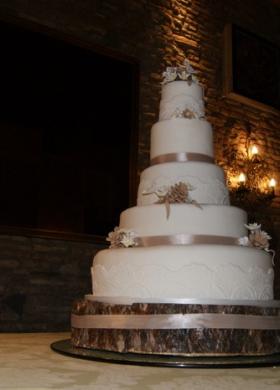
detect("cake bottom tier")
[71,298,280,356]
[92,245,274,301]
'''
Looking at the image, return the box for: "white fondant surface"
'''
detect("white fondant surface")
[161,80,203,100]
[150,118,213,159]
[91,245,274,301]
[120,204,247,237]
[137,162,229,206]
[160,81,204,120]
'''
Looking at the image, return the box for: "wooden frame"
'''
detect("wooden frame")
[223,24,280,114]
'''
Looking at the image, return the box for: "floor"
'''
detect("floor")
[0,332,280,389]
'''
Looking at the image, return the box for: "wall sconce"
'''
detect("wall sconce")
[227,141,276,208]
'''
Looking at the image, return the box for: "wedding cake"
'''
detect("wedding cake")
[71,60,280,356]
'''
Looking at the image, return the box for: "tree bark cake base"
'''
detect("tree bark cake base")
[71,298,280,356]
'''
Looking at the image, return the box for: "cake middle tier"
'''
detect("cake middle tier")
[150,118,213,160]
[137,162,229,206]
[120,204,247,238]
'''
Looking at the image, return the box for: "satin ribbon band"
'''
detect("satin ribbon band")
[134,234,240,247]
[150,152,214,165]
[72,313,280,330]
[85,295,280,308]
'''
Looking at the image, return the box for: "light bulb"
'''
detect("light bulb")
[250,145,258,156]
[269,178,276,188]
[238,173,246,183]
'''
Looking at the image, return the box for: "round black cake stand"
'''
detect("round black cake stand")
[51,339,280,369]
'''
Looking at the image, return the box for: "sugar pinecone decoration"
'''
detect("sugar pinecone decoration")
[157,182,200,218]
[162,182,190,204]
[249,230,270,249]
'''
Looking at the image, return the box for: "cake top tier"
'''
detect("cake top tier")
[159,60,204,121]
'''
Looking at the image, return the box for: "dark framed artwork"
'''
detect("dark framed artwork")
[223,24,280,113]
[0,19,139,240]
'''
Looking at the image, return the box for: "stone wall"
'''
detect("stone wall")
[0,0,280,331]
[0,232,104,331]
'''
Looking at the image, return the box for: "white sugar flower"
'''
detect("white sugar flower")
[119,229,137,248]
[249,229,271,250]
[171,108,184,118]
[238,236,251,246]
[245,223,261,231]
[106,227,137,248]
[106,227,120,246]
[260,231,272,241]
[178,59,198,83]
[162,67,177,84]
[183,58,197,74]
[240,222,274,253]
[178,70,189,81]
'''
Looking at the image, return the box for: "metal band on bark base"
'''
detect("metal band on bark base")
[72,313,280,330]
[71,298,280,356]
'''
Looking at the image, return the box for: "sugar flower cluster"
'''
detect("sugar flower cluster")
[106,227,138,249]
[239,223,271,251]
[162,59,199,85]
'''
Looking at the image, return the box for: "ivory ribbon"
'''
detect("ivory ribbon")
[85,295,280,308]
[150,152,214,165]
[72,313,280,330]
[134,234,240,247]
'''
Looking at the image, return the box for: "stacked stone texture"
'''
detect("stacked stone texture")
[0,233,103,331]
[0,0,279,330]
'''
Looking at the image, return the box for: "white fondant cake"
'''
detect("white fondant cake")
[71,59,280,359]
[89,60,274,303]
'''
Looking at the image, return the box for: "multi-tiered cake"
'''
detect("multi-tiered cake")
[71,60,280,356]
